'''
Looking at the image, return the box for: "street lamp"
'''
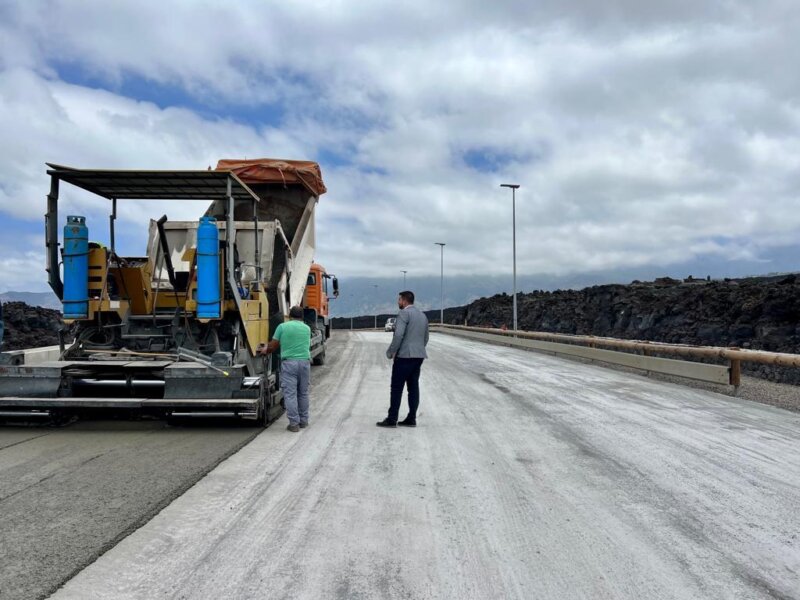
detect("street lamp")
[373,284,379,330]
[401,270,407,288]
[500,184,520,333]
[347,294,354,330]
[434,242,446,324]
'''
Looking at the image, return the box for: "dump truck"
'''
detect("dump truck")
[0,159,338,425]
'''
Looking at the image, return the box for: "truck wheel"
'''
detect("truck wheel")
[312,348,326,366]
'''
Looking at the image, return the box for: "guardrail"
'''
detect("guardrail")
[433,324,800,391]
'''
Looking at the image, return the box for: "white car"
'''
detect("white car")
[384,318,396,332]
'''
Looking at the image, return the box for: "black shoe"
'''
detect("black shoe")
[287,424,300,433]
[398,419,416,427]
[376,419,397,428]
[299,422,308,429]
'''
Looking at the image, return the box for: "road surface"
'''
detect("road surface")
[0,419,261,600]
[49,331,800,599]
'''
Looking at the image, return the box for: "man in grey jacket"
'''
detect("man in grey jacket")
[377,290,429,428]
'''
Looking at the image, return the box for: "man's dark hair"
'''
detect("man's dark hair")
[289,305,304,319]
[399,291,415,304]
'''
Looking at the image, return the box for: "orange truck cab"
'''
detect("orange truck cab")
[303,263,339,339]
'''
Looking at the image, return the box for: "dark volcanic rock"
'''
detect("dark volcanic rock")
[1,301,63,351]
[459,275,800,384]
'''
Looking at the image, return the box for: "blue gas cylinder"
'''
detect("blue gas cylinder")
[63,215,89,319]
[197,216,221,319]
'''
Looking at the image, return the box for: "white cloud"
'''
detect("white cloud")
[0,249,48,293]
[0,0,799,296]
[0,67,311,215]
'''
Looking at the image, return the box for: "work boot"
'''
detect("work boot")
[376,418,397,428]
[398,418,416,427]
[299,422,309,429]
[287,424,300,433]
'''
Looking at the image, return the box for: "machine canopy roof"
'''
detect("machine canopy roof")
[46,163,260,202]
[215,158,327,197]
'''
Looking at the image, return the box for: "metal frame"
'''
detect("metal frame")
[500,184,520,333]
[435,243,445,324]
[45,164,261,201]
[0,396,260,409]
[43,165,261,301]
[46,176,62,297]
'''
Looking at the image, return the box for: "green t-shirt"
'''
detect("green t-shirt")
[273,319,311,360]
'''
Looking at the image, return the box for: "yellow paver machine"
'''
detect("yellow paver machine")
[0,159,338,425]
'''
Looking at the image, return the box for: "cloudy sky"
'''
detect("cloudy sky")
[1,1,799,314]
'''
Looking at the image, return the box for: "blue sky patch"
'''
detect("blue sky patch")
[463,147,528,173]
[316,148,352,170]
[0,216,41,242]
[54,61,286,127]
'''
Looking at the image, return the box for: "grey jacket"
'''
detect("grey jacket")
[387,305,429,359]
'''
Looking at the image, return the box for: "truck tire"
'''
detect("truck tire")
[312,347,326,366]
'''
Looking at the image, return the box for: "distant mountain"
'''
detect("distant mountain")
[0,291,61,311]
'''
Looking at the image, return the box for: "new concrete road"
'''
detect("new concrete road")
[0,419,262,600]
[41,331,799,600]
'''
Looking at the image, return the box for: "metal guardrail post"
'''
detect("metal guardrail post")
[730,359,742,395]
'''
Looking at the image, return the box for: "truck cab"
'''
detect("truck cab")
[304,262,338,339]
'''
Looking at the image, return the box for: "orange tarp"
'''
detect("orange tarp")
[216,158,327,197]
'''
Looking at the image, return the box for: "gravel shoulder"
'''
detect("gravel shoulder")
[52,331,800,600]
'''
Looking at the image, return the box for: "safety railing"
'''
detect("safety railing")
[433,324,800,391]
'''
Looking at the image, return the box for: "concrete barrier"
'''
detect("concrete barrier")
[0,345,61,366]
[434,327,732,386]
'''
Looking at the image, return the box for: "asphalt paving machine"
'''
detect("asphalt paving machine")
[0,159,337,425]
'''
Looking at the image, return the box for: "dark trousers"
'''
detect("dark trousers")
[388,358,424,422]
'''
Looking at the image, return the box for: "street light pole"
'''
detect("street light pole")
[434,243,446,324]
[348,294,353,330]
[401,270,407,288]
[373,284,379,330]
[500,184,520,334]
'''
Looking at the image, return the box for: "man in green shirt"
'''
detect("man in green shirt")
[259,306,312,432]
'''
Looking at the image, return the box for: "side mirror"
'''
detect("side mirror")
[332,276,340,298]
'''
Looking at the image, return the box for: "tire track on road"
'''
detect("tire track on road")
[0,431,53,451]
